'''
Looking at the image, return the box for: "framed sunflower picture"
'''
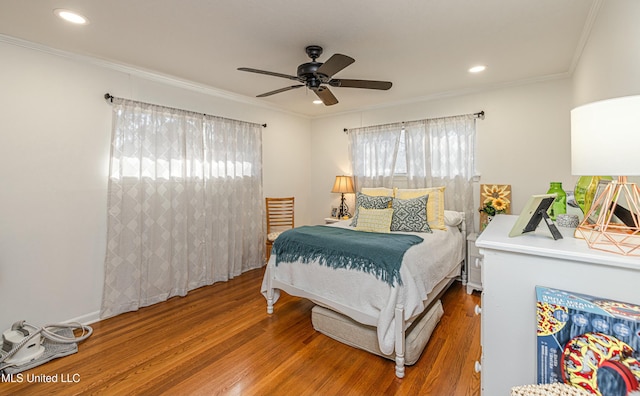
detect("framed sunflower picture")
[479,184,511,231]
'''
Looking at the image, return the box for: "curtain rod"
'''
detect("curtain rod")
[342,110,484,133]
[104,93,267,128]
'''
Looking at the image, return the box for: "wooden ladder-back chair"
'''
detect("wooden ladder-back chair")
[265,197,295,261]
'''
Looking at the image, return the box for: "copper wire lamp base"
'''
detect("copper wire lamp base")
[574,177,640,256]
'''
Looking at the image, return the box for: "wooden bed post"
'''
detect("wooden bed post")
[394,304,406,378]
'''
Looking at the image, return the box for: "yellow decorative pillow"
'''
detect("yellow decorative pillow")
[361,187,394,197]
[395,187,446,230]
[355,207,394,233]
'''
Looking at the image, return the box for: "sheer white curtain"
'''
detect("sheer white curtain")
[405,115,477,230]
[101,98,263,318]
[347,123,403,190]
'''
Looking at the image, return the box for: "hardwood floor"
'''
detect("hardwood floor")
[1,268,481,395]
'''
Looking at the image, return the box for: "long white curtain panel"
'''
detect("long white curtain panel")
[101,98,264,318]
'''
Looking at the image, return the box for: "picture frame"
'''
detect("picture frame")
[508,193,563,240]
[585,179,611,224]
[330,207,338,218]
[479,184,512,231]
[586,179,637,227]
[594,179,611,202]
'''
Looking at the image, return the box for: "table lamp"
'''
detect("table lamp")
[571,95,640,256]
[331,175,355,218]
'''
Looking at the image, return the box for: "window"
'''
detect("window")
[394,129,407,175]
[348,114,479,230]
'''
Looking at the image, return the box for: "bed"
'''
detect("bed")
[260,205,466,378]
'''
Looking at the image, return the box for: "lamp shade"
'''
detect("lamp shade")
[571,95,640,176]
[331,175,355,193]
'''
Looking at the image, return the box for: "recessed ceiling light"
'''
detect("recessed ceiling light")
[468,65,486,73]
[54,9,89,25]
[313,100,323,105]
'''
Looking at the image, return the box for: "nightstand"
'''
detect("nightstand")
[466,232,483,294]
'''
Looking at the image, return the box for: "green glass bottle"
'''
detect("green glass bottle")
[547,182,566,221]
[574,176,612,215]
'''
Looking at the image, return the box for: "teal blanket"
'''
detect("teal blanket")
[273,226,423,286]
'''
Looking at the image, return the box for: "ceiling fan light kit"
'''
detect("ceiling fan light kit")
[238,45,392,106]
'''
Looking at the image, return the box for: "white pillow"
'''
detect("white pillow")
[443,210,464,227]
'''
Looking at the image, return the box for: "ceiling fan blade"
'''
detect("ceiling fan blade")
[316,54,355,78]
[314,86,338,106]
[328,79,392,90]
[238,67,299,81]
[256,85,304,97]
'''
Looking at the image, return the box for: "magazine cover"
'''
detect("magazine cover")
[536,286,640,395]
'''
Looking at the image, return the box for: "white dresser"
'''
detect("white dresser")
[475,215,640,396]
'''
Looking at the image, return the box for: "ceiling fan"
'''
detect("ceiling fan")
[238,45,392,106]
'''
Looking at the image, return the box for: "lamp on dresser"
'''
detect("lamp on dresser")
[331,175,355,218]
[571,95,640,256]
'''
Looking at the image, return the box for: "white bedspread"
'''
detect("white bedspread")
[260,219,464,355]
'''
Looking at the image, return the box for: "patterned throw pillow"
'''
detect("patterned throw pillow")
[350,192,394,226]
[355,207,394,233]
[395,187,446,230]
[391,195,432,233]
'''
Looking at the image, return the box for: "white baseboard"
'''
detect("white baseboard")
[66,310,101,326]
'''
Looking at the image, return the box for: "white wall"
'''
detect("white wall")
[0,39,311,332]
[310,78,576,227]
[572,0,640,106]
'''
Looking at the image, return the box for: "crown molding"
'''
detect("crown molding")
[0,34,308,119]
[313,71,571,121]
[0,32,579,122]
[568,0,603,75]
